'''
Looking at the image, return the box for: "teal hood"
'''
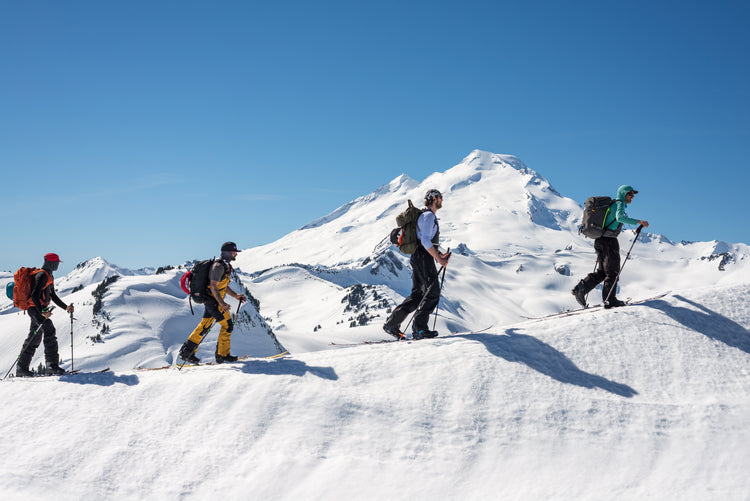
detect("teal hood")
[616,185,637,201]
[603,185,641,233]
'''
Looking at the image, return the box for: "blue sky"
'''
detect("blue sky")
[2,1,748,273]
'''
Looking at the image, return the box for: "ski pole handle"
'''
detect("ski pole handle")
[232,301,242,324]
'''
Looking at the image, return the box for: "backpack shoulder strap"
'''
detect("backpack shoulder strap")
[603,199,624,230]
[32,269,53,287]
[215,259,232,278]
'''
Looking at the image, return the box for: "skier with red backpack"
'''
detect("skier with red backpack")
[14,253,74,377]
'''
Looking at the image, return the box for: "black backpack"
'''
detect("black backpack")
[182,259,229,304]
[580,196,620,239]
[187,259,215,304]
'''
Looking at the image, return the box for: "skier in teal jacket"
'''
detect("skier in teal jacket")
[572,185,649,308]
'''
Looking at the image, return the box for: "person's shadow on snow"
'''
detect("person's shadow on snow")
[460,329,638,398]
[59,372,139,386]
[647,296,750,354]
[237,357,338,381]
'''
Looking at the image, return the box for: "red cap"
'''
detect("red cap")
[44,253,62,263]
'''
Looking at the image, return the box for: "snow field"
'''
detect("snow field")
[0,284,748,499]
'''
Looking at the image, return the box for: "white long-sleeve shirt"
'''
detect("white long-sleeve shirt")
[416,210,439,250]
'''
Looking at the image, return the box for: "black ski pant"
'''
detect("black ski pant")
[18,307,60,370]
[387,245,440,333]
[580,236,621,301]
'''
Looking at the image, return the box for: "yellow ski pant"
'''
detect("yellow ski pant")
[187,302,234,356]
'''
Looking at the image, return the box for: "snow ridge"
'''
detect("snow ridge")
[0,284,749,499]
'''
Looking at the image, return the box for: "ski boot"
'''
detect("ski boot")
[604,298,627,309]
[15,365,34,378]
[46,363,67,376]
[215,352,238,364]
[179,340,201,364]
[383,322,406,340]
[413,329,438,340]
[571,282,588,308]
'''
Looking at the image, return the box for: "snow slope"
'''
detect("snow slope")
[1,283,749,499]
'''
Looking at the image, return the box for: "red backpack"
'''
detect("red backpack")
[12,267,52,311]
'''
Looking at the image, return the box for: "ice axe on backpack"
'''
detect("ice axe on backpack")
[603,225,644,305]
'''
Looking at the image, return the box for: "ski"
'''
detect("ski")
[136,351,290,372]
[68,367,111,375]
[239,350,289,361]
[522,291,671,321]
[329,325,495,347]
[6,367,111,380]
[520,300,631,320]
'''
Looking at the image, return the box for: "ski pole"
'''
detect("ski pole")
[431,266,447,331]
[404,248,451,334]
[69,310,75,373]
[431,252,451,330]
[178,324,212,371]
[2,307,54,380]
[604,225,644,305]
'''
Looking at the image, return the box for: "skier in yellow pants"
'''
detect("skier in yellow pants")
[179,242,246,364]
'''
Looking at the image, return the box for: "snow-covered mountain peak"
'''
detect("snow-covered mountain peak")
[384,173,419,193]
[300,173,419,232]
[462,149,527,171]
[243,150,587,269]
[447,149,561,195]
[55,257,146,294]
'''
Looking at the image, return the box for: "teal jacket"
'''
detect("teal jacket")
[603,185,640,234]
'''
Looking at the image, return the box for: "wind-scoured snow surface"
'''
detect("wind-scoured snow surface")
[1,284,749,499]
[1,150,749,498]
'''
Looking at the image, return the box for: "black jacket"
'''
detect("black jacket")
[31,268,67,311]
